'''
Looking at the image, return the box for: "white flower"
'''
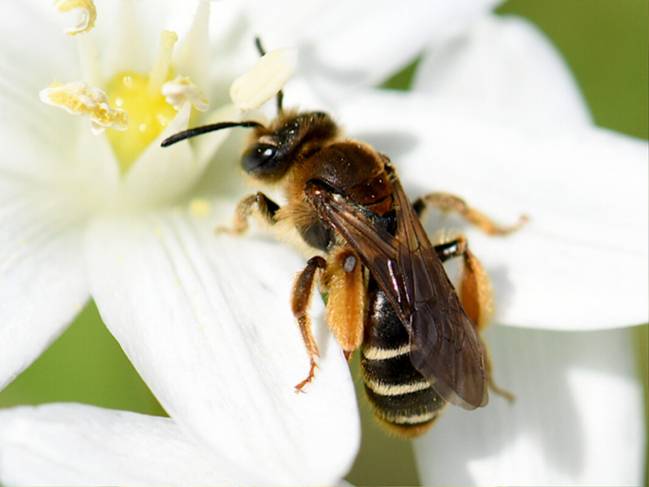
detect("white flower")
[0,1,646,486]
[0,0,372,484]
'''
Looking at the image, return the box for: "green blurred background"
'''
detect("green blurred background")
[0,0,646,485]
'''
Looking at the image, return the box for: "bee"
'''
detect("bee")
[162,39,524,437]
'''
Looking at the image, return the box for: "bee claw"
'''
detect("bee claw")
[294,360,318,393]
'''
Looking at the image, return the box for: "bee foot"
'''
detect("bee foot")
[489,378,516,403]
[214,224,244,235]
[294,360,318,393]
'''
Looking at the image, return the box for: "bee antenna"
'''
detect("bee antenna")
[254,36,267,56]
[160,120,264,147]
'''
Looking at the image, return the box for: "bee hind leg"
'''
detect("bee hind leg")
[216,192,280,235]
[485,346,516,403]
[321,248,365,362]
[434,236,515,402]
[433,235,492,330]
[291,256,327,392]
[413,192,527,236]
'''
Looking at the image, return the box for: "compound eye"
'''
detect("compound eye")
[242,143,278,173]
[258,145,276,160]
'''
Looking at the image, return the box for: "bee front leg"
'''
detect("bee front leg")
[291,256,327,392]
[413,192,527,236]
[216,192,280,235]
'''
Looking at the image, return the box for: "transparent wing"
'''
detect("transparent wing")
[305,174,487,409]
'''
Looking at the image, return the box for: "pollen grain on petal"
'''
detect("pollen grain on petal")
[189,198,212,218]
[55,0,97,35]
[40,81,128,134]
[162,76,209,112]
[230,47,297,111]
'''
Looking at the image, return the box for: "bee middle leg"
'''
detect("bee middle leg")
[291,249,365,392]
[434,236,514,402]
[414,192,527,236]
[291,256,327,392]
[216,192,280,234]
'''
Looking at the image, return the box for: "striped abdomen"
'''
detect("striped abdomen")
[360,285,446,437]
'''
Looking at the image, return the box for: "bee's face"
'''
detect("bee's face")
[241,111,339,182]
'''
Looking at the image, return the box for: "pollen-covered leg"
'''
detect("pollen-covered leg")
[413,192,527,236]
[433,236,493,331]
[322,249,365,360]
[459,247,494,331]
[433,237,514,401]
[291,256,327,392]
[216,192,280,235]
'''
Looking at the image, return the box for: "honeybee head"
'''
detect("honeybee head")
[241,111,338,181]
[162,110,339,182]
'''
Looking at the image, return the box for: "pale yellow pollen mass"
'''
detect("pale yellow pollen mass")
[55,0,97,35]
[39,81,128,134]
[189,198,212,217]
[162,75,209,112]
[230,47,297,111]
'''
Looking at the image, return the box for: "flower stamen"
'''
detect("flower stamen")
[39,81,128,134]
[162,76,209,112]
[230,48,297,111]
[55,0,97,36]
[148,30,179,96]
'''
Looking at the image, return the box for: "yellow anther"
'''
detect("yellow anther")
[148,30,179,96]
[55,0,97,35]
[40,81,128,134]
[162,75,209,112]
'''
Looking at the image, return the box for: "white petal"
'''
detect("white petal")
[414,326,645,485]
[0,181,88,389]
[0,403,251,485]
[237,0,500,102]
[0,4,120,189]
[1,2,79,81]
[98,0,200,78]
[0,2,83,180]
[193,103,241,167]
[99,0,150,77]
[339,90,648,329]
[85,208,360,484]
[413,15,591,128]
[122,103,195,207]
[175,0,212,94]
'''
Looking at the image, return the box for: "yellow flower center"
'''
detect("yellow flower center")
[105,71,177,172]
[43,5,212,174]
